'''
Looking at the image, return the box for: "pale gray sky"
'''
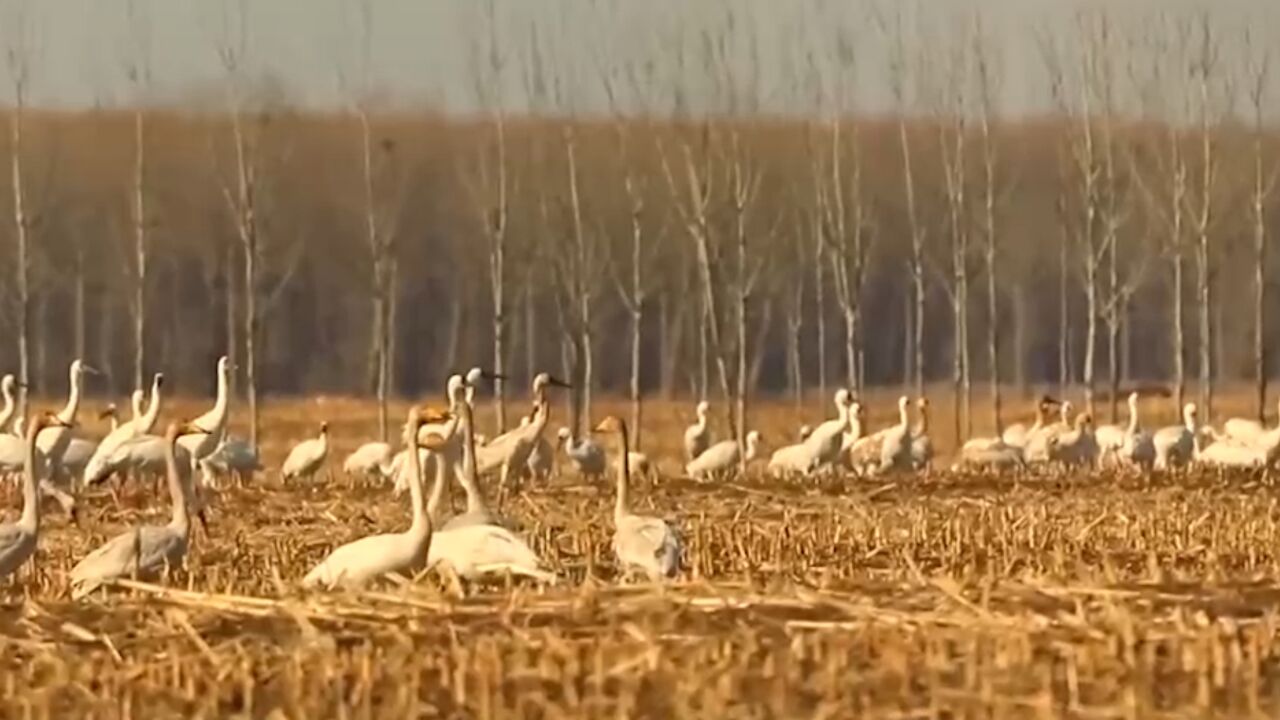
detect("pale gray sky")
[3,0,1277,117]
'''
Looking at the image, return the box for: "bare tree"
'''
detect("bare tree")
[464,0,511,431]
[884,8,927,398]
[816,29,872,397]
[1245,30,1277,420]
[4,3,32,418]
[1186,14,1221,420]
[340,0,406,442]
[973,15,1006,431]
[123,0,152,392]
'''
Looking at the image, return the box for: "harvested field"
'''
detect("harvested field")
[4,392,1280,717]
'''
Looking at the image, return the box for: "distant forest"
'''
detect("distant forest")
[0,5,1277,444]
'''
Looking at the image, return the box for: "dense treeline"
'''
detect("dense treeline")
[0,6,1277,444]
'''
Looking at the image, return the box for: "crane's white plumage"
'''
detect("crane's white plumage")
[69,421,207,599]
[686,431,760,479]
[558,427,606,479]
[282,422,329,483]
[596,416,680,582]
[344,441,393,479]
[1221,398,1280,446]
[683,400,711,462]
[0,414,69,580]
[303,407,448,589]
[176,356,232,466]
[1153,403,1198,470]
[84,374,165,485]
[0,375,20,435]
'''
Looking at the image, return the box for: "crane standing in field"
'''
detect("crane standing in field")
[0,375,19,434]
[683,400,712,463]
[1222,397,1280,445]
[0,413,71,582]
[69,420,209,599]
[84,373,165,486]
[427,397,555,584]
[282,422,329,484]
[686,430,760,480]
[176,356,233,469]
[595,416,681,582]
[1153,403,1199,470]
[303,406,449,590]
[558,427,606,481]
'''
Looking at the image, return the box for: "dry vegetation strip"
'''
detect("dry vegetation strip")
[3,399,1280,716]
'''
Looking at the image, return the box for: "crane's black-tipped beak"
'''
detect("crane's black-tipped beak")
[82,364,103,376]
[482,370,508,382]
[548,376,572,389]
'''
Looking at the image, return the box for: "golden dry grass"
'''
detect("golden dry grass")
[3,388,1280,717]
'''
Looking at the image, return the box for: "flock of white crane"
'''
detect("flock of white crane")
[0,356,1277,598]
[0,359,678,595]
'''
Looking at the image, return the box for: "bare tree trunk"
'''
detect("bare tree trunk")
[1173,252,1185,411]
[1106,243,1119,422]
[1196,232,1211,418]
[74,242,86,362]
[1013,282,1027,397]
[225,241,238,398]
[1058,214,1069,392]
[9,82,30,419]
[132,108,148,390]
[813,213,827,402]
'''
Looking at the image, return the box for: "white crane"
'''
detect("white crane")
[426,401,555,584]
[1001,396,1059,448]
[910,398,933,470]
[176,356,232,466]
[1096,392,1138,462]
[84,373,165,485]
[35,359,99,473]
[1024,400,1074,463]
[199,436,262,487]
[805,389,855,471]
[303,406,448,589]
[473,373,571,492]
[344,441,393,479]
[595,416,680,582]
[686,430,760,480]
[0,374,18,434]
[1195,431,1280,469]
[770,396,857,478]
[0,413,70,581]
[683,400,712,462]
[1221,397,1280,446]
[281,422,329,484]
[69,421,208,599]
[1049,413,1098,467]
[876,396,915,475]
[1153,403,1198,470]
[441,399,500,530]
[558,427,607,480]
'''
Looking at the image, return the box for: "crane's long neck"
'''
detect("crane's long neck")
[140,383,163,434]
[405,428,430,538]
[898,401,909,429]
[0,384,16,434]
[614,424,631,523]
[164,434,191,535]
[1184,408,1197,433]
[918,405,929,435]
[58,368,82,424]
[459,404,488,517]
[1030,405,1045,433]
[210,366,230,428]
[1126,396,1139,434]
[19,422,41,532]
[745,434,759,462]
[426,450,447,521]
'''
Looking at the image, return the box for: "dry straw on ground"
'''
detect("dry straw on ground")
[3,392,1280,717]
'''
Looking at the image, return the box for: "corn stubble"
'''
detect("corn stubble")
[3,399,1280,717]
